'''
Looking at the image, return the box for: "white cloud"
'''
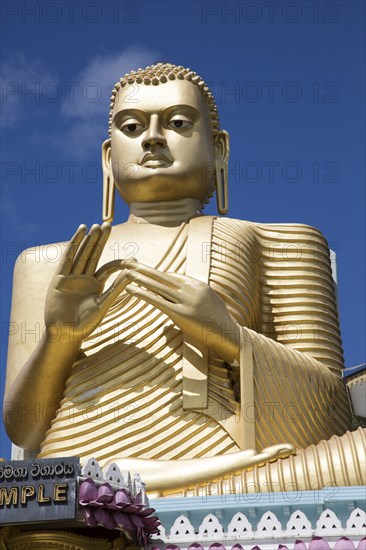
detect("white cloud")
[62,46,157,119]
[1,47,159,158]
[0,53,57,129]
[58,46,159,158]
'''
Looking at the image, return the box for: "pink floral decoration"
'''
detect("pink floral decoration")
[334,536,357,549]
[309,537,330,550]
[78,478,160,546]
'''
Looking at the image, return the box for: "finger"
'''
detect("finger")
[262,443,295,459]
[127,271,180,303]
[126,283,178,316]
[58,225,87,275]
[129,264,188,289]
[84,223,112,276]
[72,224,101,275]
[95,258,139,283]
[99,271,129,310]
[95,260,126,284]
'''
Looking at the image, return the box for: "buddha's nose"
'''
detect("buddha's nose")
[142,115,166,150]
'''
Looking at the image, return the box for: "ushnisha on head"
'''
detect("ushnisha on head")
[102,62,229,222]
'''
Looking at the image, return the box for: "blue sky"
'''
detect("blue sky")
[1,0,365,459]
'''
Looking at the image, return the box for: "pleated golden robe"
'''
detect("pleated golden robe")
[38,217,350,467]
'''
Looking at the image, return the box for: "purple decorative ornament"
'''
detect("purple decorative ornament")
[209,545,226,550]
[78,478,160,546]
[309,537,330,549]
[96,483,115,504]
[78,478,98,503]
[334,536,357,549]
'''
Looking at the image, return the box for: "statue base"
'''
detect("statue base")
[0,525,136,549]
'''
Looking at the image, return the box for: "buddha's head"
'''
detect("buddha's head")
[102,63,229,221]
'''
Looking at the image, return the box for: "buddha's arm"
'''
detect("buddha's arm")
[3,243,77,450]
[4,224,128,450]
[4,334,82,450]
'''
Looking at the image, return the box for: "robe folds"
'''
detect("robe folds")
[38,217,350,465]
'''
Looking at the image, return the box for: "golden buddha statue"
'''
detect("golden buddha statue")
[4,63,365,497]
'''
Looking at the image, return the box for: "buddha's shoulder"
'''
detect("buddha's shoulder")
[13,239,68,280]
[216,217,328,246]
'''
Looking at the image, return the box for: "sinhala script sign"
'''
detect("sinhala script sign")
[0,457,79,524]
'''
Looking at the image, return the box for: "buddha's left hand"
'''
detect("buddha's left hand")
[124,262,240,363]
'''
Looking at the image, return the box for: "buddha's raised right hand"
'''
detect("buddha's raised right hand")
[44,223,128,345]
[4,223,131,450]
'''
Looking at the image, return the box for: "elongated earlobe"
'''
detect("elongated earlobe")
[102,140,115,222]
[102,175,115,222]
[215,162,228,215]
[214,131,229,215]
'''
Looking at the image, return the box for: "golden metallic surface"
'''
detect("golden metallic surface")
[241,427,366,493]
[37,217,349,457]
[163,427,366,497]
[3,63,361,494]
[0,528,131,550]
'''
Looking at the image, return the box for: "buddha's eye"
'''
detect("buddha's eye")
[120,120,144,133]
[168,117,192,129]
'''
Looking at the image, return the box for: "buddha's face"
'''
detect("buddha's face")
[105,79,217,204]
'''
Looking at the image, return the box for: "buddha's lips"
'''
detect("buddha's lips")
[140,153,173,166]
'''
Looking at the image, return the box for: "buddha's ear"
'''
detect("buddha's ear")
[214,131,230,215]
[101,139,115,223]
[214,130,230,162]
